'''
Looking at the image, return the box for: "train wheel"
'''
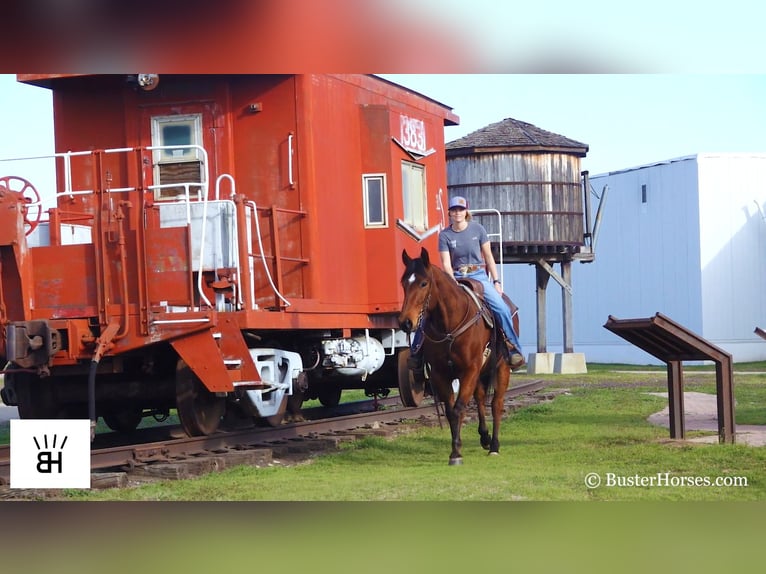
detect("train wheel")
[175,360,225,436]
[258,395,288,427]
[397,349,425,407]
[103,408,143,433]
[317,385,342,407]
[285,388,306,422]
[13,374,60,419]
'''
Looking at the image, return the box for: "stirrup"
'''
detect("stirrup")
[407,353,427,383]
[503,338,525,370]
[407,354,423,371]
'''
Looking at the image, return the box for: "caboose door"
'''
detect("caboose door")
[135,100,226,312]
[138,101,222,201]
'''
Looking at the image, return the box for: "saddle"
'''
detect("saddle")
[456,278,494,328]
[457,278,519,335]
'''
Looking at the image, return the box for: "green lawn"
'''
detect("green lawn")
[59,370,766,501]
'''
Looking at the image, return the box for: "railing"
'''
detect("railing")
[470,208,505,287]
[244,201,294,309]
[0,145,301,317]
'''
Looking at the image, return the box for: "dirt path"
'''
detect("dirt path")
[648,391,766,446]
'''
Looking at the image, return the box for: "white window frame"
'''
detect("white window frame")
[401,161,427,231]
[362,173,388,228]
[150,114,204,200]
[151,114,203,163]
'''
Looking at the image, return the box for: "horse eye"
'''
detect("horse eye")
[420,281,428,288]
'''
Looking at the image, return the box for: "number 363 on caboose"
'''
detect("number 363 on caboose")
[0,74,459,436]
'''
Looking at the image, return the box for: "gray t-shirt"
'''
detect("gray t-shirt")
[438,221,489,268]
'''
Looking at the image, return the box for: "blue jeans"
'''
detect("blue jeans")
[455,269,523,355]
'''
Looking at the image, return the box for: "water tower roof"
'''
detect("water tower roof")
[446,117,588,157]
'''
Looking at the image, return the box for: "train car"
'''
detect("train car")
[0,74,459,436]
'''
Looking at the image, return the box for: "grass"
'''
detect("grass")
[55,369,766,501]
[4,372,765,574]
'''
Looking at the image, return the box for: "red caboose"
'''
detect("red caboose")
[0,74,458,435]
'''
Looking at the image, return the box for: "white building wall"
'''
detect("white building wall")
[697,153,766,361]
[499,153,766,365]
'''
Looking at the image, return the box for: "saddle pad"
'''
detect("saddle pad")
[458,282,494,328]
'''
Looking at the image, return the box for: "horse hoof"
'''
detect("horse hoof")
[448,457,463,466]
[488,451,499,456]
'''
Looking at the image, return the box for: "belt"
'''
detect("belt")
[454,264,484,274]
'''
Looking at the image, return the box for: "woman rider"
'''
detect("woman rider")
[437,195,524,370]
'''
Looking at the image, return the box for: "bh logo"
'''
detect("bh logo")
[34,433,67,473]
[10,419,91,489]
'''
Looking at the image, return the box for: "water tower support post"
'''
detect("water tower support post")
[536,266,550,354]
[561,260,574,353]
[527,263,556,374]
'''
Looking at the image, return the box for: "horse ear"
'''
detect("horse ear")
[420,247,430,268]
[402,249,412,265]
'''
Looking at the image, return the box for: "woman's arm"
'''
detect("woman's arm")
[481,241,502,290]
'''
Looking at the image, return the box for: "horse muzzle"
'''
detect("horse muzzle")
[399,316,414,333]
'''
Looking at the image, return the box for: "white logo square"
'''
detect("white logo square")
[10,419,91,489]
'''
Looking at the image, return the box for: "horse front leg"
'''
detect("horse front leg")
[447,369,480,465]
[444,395,464,466]
[431,374,463,465]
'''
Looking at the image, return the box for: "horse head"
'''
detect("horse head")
[398,247,433,333]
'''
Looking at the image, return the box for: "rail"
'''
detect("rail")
[0,380,548,486]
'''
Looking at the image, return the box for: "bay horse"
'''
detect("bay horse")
[398,247,511,465]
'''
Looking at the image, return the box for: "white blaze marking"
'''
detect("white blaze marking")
[407,273,416,284]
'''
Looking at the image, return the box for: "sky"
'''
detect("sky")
[383,74,766,176]
[2,2,766,200]
[1,73,765,195]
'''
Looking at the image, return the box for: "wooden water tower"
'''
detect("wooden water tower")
[446,117,595,372]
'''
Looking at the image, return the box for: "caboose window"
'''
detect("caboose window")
[151,114,204,200]
[401,161,427,230]
[363,174,387,228]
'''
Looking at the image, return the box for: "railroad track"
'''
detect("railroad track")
[0,380,549,488]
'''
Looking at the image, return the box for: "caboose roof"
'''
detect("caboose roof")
[446,117,588,157]
[16,74,86,87]
[16,73,460,127]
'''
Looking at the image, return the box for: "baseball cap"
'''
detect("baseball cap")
[448,196,468,210]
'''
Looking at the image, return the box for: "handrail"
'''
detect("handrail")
[470,208,504,288]
[287,133,295,188]
[1,145,210,200]
[215,173,236,200]
[245,200,291,308]
[174,194,244,311]
[1,145,247,312]
[196,192,214,310]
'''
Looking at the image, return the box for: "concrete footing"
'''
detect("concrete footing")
[526,352,555,374]
[553,352,588,374]
[526,352,588,374]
